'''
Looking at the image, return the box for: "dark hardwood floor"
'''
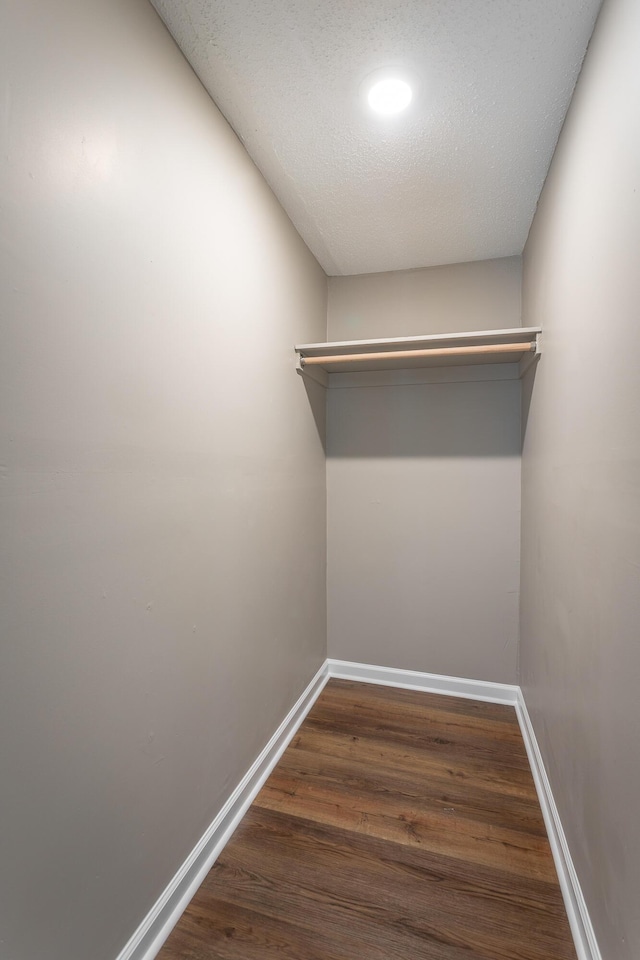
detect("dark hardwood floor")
[157,679,577,960]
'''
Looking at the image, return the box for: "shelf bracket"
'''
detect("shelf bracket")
[296,354,328,388]
[518,333,542,378]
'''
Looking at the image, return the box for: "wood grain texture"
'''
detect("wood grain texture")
[158,680,577,960]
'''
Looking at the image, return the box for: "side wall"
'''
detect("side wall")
[0,2,327,959]
[327,258,522,683]
[520,0,640,956]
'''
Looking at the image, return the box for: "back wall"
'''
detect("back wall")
[327,258,522,682]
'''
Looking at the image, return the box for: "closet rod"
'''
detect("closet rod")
[300,341,536,366]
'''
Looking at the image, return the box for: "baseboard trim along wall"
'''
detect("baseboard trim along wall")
[515,691,602,960]
[114,660,330,960]
[327,658,519,705]
[114,658,600,960]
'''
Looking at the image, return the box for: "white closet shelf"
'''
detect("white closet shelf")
[295,327,542,386]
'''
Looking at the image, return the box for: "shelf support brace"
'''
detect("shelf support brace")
[518,333,542,378]
[296,354,328,388]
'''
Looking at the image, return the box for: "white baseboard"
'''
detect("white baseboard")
[114,660,330,960]
[327,658,519,705]
[114,658,599,960]
[515,691,601,960]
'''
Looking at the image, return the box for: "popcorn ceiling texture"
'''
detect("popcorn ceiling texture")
[152,0,602,276]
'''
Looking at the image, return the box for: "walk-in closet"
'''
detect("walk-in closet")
[2,1,638,959]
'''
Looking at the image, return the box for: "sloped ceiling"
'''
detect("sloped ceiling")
[152,0,602,275]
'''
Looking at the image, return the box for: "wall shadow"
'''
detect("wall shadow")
[302,374,327,454]
[327,379,522,458]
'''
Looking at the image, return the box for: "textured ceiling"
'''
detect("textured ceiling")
[151,0,602,275]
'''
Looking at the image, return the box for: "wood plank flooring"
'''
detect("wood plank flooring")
[157,679,577,960]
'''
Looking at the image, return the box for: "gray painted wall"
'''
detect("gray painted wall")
[520,0,640,956]
[0,2,326,959]
[328,256,522,341]
[327,259,522,682]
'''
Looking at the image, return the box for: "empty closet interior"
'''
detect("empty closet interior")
[2,1,638,959]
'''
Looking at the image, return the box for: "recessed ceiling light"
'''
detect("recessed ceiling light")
[367,77,413,116]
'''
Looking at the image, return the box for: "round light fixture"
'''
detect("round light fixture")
[367,76,413,115]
